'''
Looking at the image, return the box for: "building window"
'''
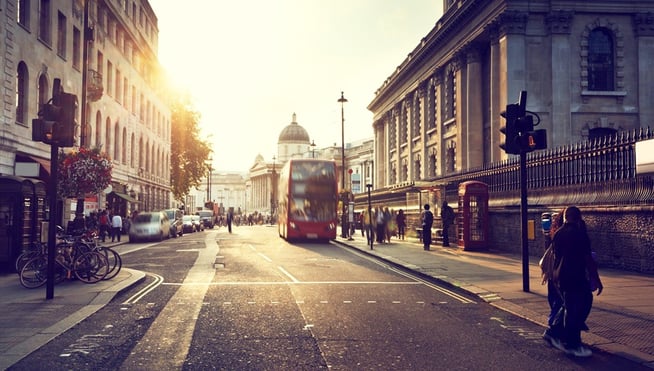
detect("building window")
[16,63,29,125]
[589,127,617,141]
[18,0,30,29]
[39,0,51,44]
[107,61,113,96]
[428,149,437,178]
[388,112,396,151]
[57,12,66,58]
[400,103,408,145]
[72,27,81,70]
[412,94,421,139]
[587,28,614,91]
[97,51,104,75]
[95,111,102,147]
[38,74,48,111]
[443,67,456,121]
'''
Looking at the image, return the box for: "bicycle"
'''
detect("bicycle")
[73,229,122,280]
[19,242,109,289]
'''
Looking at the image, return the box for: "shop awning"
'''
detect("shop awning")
[111,191,140,203]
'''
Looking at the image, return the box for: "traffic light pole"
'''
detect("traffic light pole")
[46,142,58,300]
[520,151,529,293]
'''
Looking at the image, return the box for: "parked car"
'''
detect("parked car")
[129,211,170,242]
[162,208,184,238]
[196,210,215,229]
[191,215,205,232]
[182,215,196,233]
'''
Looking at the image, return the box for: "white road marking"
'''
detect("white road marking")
[120,232,219,370]
[278,266,299,282]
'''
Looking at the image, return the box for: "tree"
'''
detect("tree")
[170,92,212,202]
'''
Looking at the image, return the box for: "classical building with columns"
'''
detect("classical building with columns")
[368,0,654,189]
[246,114,313,214]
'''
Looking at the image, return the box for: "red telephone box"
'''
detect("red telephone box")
[457,181,489,251]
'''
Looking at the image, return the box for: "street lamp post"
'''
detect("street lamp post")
[338,91,348,238]
[366,183,373,250]
[271,155,276,225]
[310,139,316,158]
[206,159,213,205]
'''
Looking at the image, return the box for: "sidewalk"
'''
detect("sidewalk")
[333,232,654,368]
[0,242,144,370]
[1,235,653,369]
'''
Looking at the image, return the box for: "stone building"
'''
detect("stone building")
[368,0,654,188]
[247,113,328,215]
[3,0,171,220]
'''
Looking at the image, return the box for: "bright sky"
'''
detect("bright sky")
[150,1,443,172]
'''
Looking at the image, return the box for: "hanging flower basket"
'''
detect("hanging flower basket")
[58,147,113,199]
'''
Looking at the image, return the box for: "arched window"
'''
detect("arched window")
[38,74,48,111]
[122,127,127,164]
[589,127,617,141]
[95,111,102,147]
[113,121,120,162]
[16,62,29,124]
[587,28,614,91]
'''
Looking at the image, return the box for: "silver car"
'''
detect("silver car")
[129,211,171,242]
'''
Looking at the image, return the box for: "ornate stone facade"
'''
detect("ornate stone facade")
[368,0,654,188]
[2,0,172,218]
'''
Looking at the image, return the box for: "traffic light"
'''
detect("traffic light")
[499,103,520,154]
[31,118,55,143]
[31,92,77,147]
[56,92,78,147]
[515,115,534,134]
[519,129,548,152]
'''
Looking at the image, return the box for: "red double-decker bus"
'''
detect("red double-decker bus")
[277,159,338,241]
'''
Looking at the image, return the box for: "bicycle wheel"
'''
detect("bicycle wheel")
[15,250,40,273]
[19,256,48,289]
[101,247,122,280]
[73,251,109,283]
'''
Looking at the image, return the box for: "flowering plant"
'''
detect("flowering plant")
[58,147,113,199]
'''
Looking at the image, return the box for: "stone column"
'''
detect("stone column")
[546,11,573,147]
[466,45,484,169]
[498,11,528,121]
[488,22,503,163]
[453,53,466,172]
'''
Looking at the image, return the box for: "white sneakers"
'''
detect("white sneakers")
[550,337,593,357]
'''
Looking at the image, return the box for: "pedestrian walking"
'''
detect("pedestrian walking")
[548,206,603,357]
[440,201,455,247]
[98,210,109,242]
[422,204,434,250]
[227,210,233,233]
[375,207,386,243]
[542,210,564,344]
[383,207,392,243]
[111,212,123,242]
[362,209,374,245]
[396,209,406,240]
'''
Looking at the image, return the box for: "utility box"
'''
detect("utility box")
[457,181,489,251]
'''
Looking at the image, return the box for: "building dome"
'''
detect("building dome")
[278,113,310,143]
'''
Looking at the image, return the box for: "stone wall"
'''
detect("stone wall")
[489,206,654,274]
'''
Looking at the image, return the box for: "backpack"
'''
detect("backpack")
[539,244,556,285]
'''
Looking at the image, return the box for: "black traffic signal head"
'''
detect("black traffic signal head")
[515,115,534,133]
[518,129,548,152]
[500,103,520,154]
[55,92,78,147]
[32,118,56,143]
[32,92,77,146]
